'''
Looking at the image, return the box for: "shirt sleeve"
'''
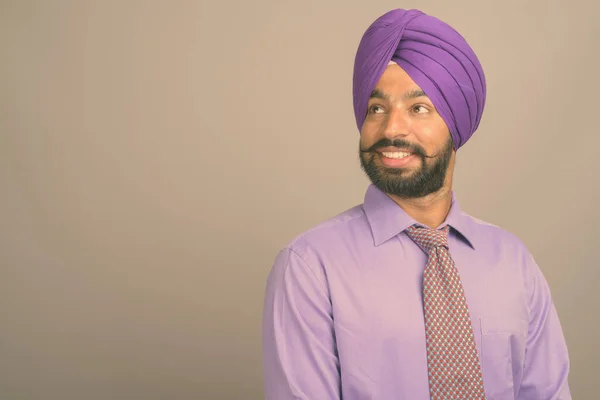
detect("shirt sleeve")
[517,252,571,399]
[261,247,341,400]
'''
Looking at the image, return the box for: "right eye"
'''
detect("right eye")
[368,105,385,114]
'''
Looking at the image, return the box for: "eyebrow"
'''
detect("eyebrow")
[369,88,428,101]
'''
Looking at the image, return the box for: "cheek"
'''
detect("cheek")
[413,119,449,146]
[359,135,372,152]
[359,126,378,147]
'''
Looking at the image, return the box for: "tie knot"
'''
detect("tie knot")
[405,225,449,252]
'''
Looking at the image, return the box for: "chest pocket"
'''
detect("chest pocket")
[479,317,528,400]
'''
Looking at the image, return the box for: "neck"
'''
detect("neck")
[388,187,453,229]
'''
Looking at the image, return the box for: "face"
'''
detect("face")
[359,64,455,199]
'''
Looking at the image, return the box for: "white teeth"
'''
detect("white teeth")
[381,152,411,159]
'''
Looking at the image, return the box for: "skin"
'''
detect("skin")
[359,63,457,229]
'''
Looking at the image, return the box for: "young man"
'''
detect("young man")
[262,8,571,400]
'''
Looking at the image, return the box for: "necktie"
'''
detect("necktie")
[405,224,486,400]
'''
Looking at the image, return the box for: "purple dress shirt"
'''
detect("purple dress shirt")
[262,184,571,400]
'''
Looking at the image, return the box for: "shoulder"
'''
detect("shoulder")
[281,203,368,259]
[267,203,367,289]
[461,211,534,261]
[460,211,547,294]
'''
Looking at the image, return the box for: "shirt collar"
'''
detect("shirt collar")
[362,184,475,249]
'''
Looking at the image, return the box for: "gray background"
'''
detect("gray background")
[1,0,598,398]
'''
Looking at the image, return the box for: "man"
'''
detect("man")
[261,8,571,400]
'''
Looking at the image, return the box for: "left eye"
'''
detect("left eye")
[413,105,428,113]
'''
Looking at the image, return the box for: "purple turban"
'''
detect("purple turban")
[352,9,486,150]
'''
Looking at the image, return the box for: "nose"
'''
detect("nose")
[383,108,411,139]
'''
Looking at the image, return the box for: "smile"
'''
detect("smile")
[380,151,412,159]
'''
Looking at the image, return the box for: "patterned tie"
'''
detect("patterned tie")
[405,224,486,400]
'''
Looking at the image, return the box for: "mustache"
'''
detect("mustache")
[359,139,438,159]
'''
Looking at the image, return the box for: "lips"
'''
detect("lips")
[375,149,417,168]
[379,150,412,159]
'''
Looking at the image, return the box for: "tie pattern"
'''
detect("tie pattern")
[406,224,486,400]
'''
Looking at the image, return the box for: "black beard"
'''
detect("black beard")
[359,137,454,199]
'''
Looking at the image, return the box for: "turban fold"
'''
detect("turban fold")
[352,9,486,150]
